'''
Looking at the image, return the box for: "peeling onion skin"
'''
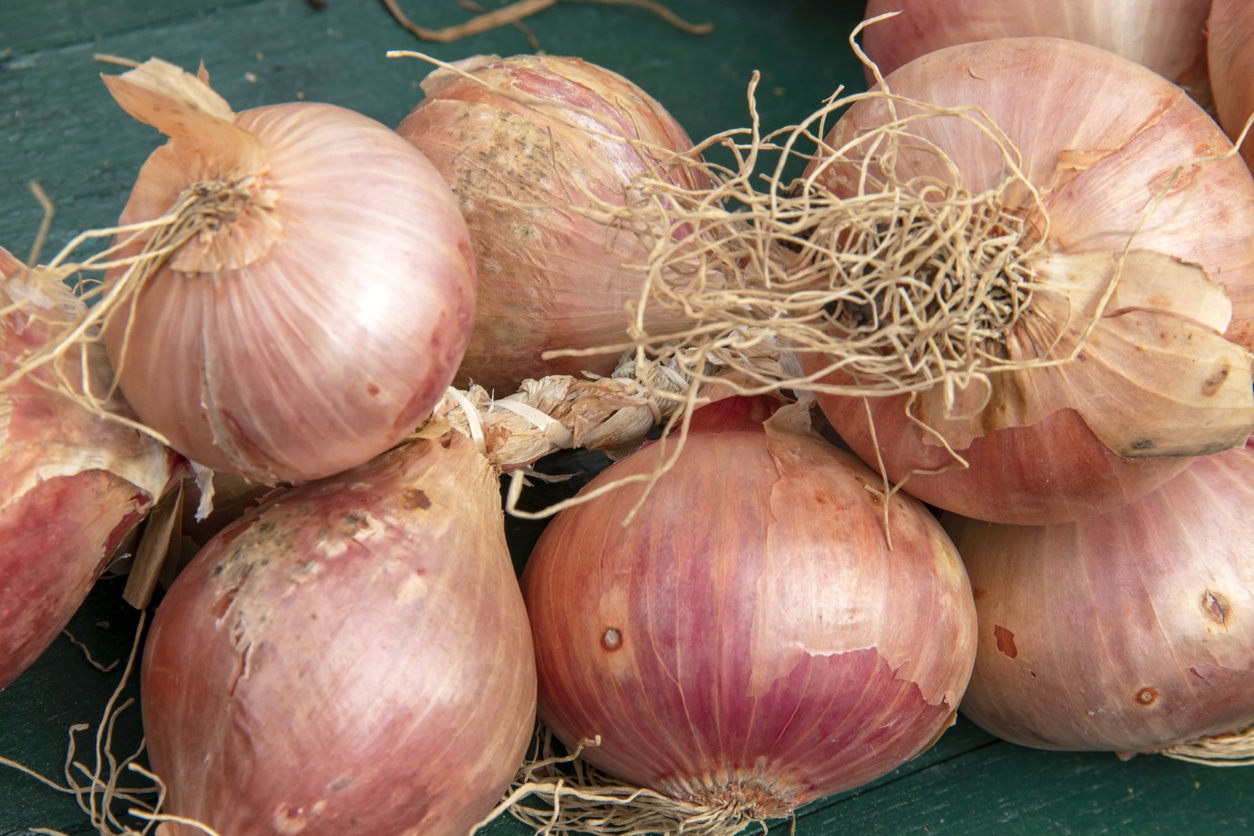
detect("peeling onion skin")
[1209,0,1254,172]
[1,246,177,689]
[805,38,1254,525]
[812,403,1192,527]
[521,397,977,814]
[861,0,1212,102]
[141,433,536,836]
[104,61,477,484]
[397,54,706,392]
[946,440,1254,754]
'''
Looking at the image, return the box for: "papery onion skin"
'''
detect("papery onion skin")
[521,397,977,813]
[945,440,1254,754]
[141,432,536,836]
[104,61,476,484]
[1209,0,1254,172]
[397,54,706,392]
[861,0,1212,101]
[1,246,177,689]
[804,38,1254,525]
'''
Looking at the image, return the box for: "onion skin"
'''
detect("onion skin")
[945,440,1254,754]
[103,60,476,484]
[1,246,176,689]
[861,0,1212,101]
[810,402,1191,527]
[397,54,705,392]
[141,432,536,835]
[521,397,976,814]
[804,38,1254,525]
[1209,0,1254,172]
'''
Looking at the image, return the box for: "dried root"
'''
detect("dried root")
[481,723,784,836]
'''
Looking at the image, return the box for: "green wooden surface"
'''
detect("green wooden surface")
[1,1,1252,833]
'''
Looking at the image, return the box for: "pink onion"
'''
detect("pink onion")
[520,396,976,817]
[945,439,1254,755]
[802,37,1254,525]
[860,0,1212,101]
[141,431,535,835]
[397,54,706,393]
[1,246,176,689]
[1209,0,1254,172]
[99,58,476,483]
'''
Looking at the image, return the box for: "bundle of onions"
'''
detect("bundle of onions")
[945,439,1254,759]
[77,58,476,484]
[797,37,1254,524]
[1,246,176,689]
[860,0,1213,102]
[1209,0,1254,171]
[395,53,707,393]
[519,396,977,828]
[140,431,536,835]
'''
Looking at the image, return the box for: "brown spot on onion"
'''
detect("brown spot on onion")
[273,803,307,834]
[1137,687,1159,706]
[402,488,431,510]
[994,624,1018,658]
[601,627,623,651]
[1202,362,1231,397]
[1202,590,1229,626]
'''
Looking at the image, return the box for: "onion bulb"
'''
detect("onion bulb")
[801,37,1254,525]
[520,396,976,820]
[141,431,536,835]
[860,0,1212,102]
[945,439,1254,756]
[1,246,176,689]
[1209,0,1254,172]
[396,54,705,392]
[99,58,476,483]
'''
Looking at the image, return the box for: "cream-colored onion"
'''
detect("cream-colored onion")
[861,0,1212,101]
[1,246,176,689]
[397,54,706,393]
[803,37,1254,525]
[1209,0,1254,172]
[101,59,476,484]
[946,440,1254,755]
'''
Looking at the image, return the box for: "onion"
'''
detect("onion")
[141,431,536,835]
[1,246,176,689]
[945,439,1254,757]
[1209,0,1254,171]
[860,0,1212,101]
[801,37,1254,524]
[520,396,976,822]
[396,54,705,393]
[98,58,476,483]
